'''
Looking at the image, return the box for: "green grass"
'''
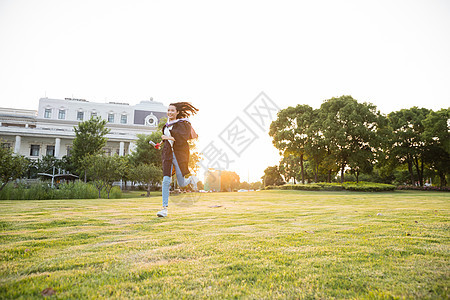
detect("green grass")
[121,190,162,198]
[0,190,449,299]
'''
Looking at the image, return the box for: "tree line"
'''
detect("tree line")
[267,95,449,187]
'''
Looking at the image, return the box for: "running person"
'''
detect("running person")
[156,102,199,217]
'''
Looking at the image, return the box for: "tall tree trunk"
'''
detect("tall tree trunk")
[356,170,359,183]
[340,163,345,183]
[314,164,318,183]
[147,181,151,197]
[300,154,304,184]
[84,170,87,183]
[413,156,423,186]
[328,169,331,183]
[407,157,414,185]
[439,172,446,187]
[420,158,424,187]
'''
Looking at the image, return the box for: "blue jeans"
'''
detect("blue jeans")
[162,153,191,207]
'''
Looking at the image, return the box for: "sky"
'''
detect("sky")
[0,0,449,182]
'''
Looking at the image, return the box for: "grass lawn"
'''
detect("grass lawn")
[0,190,448,299]
[120,190,162,199]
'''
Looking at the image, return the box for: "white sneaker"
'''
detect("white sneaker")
[157,208,168,217]
[190,175,199,191]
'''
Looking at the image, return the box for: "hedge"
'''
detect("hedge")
[0,181,122,200]
[265,181,396,192]
[396,185,450,192]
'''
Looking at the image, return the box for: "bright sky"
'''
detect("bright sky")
[0,0,449,182]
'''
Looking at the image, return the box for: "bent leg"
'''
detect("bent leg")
[172,153,191,187]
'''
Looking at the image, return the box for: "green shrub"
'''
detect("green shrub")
[316,183,345,191]
[100,186,122,199]
[277,182,396,192]
[56,181,98,199]
[0,182,53,200]
[28,183,54,199]
[0,181,105,200]
[342,181,396,192]
[264,185,279,190]
[280,184,322,191]
[396,185,450,192]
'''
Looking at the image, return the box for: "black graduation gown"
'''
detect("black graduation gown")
[161,120,191,177]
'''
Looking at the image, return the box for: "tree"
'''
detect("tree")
[130,132,162,168]
[262,166,285,187]
[204,169,240,192]
[269,104,314,183]
[220,170,240,192]
[348,150,374,183]
[386,107,431,186]
[423,108,450,186]
[0,145,28,191]
[250,181,263,190]
[239,181,251,190]
[72,117,110,181]
[279,154,301,183]
[130,163,163,196]
[319,96,381,183]
[118,155,132,190]
[188,139,201,176]
[304,108,329,183]
[35,155,63,175]
[85,154,125,198]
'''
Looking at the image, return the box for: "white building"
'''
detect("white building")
[0,97,167,159]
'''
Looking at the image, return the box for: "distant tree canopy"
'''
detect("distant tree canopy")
[0,143,28,191]
[71,117,110,180]
[85,154,126,198]
[205,169,240,192]
[262,166,285,187]
[269,96,449,187]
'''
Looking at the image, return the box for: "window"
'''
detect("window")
[30,145,40,156]
[120,114,127,124]
[58,109,66,119]
[47,145,55,156]
[108,113,115,123]
[66,146,72,156]
[77,111,84,121]
[44,108,52,118]
[91,112,97,118]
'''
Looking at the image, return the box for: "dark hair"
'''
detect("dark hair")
[169,102,199,119]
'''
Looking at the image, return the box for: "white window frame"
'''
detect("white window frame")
[46,145,55,157]
[58,109,66,120]
[44,108,52,118]
[77,111,84,121]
